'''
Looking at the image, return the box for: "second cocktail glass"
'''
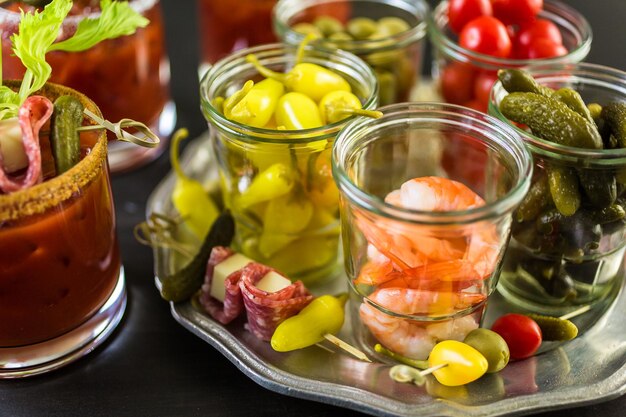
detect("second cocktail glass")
[333,103,532,360]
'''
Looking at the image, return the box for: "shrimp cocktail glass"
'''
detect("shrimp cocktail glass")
[333,103,532,361]
[0,0,173,173]
[200,42,378,286]
[0,0,157,378]
[273,0,429,106]
[490,64,626,315]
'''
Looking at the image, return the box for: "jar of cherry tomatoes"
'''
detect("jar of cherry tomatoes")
[428,0,591,112]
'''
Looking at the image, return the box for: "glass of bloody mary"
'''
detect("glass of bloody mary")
[0,0,174,173]
[0,81,125,378]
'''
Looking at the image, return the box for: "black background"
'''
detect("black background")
[1,1,625,416]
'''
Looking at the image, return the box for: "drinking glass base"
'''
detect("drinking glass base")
[0,267,127,379]
[108,101,177,173]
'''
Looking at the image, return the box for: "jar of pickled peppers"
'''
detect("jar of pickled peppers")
[200,43,378,285]
[490,63,626,315]
[273,0,429,106]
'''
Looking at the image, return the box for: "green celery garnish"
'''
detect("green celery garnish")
[0,0,149,120]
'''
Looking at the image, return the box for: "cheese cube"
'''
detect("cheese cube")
[256,271,292,293]
[210,253,253,302]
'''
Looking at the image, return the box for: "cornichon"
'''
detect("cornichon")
[588,203,626,224]
[547,166,581,216]
[516,174,552,222]
[577,170,617,208]
[500,92,603,149]
[553,88,595,125]
[526,313,578,341]
[601,102,626,148]
[159,211,235,302]
[50,95,84,174]
[497,69,553,96]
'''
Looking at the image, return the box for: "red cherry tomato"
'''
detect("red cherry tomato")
[514,19,563,58]
[463,99,487,112]
[440,62,476,105]
[526,37,568,59]
[492,0,543,25]
[447,0,493,34]
[459,16,512,58]
[473,71,498,106]
[491,313,542,360]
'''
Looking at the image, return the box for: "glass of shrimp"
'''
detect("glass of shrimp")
[332,102,532,361]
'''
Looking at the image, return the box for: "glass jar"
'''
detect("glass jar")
[200,43,378,286]
[0,82,125,378]
[428,0,592,112]
[197,0,277,70]
[273,0,429,105]
[0,0,174,173]
[333,102,531,360]
[490,63,626,315]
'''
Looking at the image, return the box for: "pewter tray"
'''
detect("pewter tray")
[147,132,626,417]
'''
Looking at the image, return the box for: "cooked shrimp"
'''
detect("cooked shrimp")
[360,288,485,359]
[386,176,485,212]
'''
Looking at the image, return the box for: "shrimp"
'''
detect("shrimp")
[387,176,486,212]
[359,288,486,360]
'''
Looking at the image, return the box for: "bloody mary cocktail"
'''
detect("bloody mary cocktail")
[0,0,172,172]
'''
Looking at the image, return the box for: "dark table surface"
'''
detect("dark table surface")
[2,1,626,416]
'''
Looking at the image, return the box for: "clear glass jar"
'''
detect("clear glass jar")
[0,82,125,378]
[0,0,174,173]
[333,102,532,360]
[200,43,378,286]
[273,0,429,105]
[490,63,626,315]
[428,0,592,112]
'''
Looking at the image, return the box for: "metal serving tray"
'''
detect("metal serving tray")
[147,131,626,417]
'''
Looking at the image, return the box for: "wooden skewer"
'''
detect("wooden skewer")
[323,333,371,362]
[559,304,592,321]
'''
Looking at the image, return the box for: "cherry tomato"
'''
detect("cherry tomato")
[514,19,562,58]
[459,16,512,58]
[473,71,498,106]
[440,62,476,105]
[492,0,543,25]
[463,99,487,112]
[491,313,542,360]
[447,0,493,34]
[526,37,567,59]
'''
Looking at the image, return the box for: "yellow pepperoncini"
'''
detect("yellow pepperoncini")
[428,340,488,387]
[237,162,295,209]
[318,90,383,124]
[226,78,285,127]
[170,129,219,239]
[222,80,254,119]
[275,92,324,130]
[271,294,348,352]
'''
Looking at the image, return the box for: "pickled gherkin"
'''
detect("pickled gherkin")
[497,69,553,96]
[601,102,626,148]
[577,170,617,208]
[553,88,595,125]
[547,167,581,216]
[515,174,552,222]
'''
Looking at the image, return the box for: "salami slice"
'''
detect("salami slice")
[240,263,313,341]
[0,95,53,193]
[199,246,247,325]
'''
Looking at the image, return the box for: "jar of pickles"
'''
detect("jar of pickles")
[333,103,532,361]
[273,0,429,105]
[490,63,626,315]
[428,0,591,112]
[200,43,378,286]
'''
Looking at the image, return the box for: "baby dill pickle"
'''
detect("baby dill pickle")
[547,167,581,216]
[516,174,552,222]
[497,69,553,96]
[159,211,235,302]
[601,102,626,148]
[500,92,603,149]
[577,170,617,208]
[588,203,626,224]
[526,314,578,341]
[587,103,603,120]
[553,88,595,125]
[50,95,84,174]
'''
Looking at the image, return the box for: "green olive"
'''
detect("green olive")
[464,328,510,373]
[328,31,354,42]
[374,69,397,106]
[292,22,323,38]
[347,17,378,40]
[377,17,411,36]
[313,16,344,37]
[366,50,401,68]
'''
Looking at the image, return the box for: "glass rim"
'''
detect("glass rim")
[200,42,379,145]
[273,0,430,55]
[0,0,157,23]
[428,0,592,68]
[332,102,533,226]
[489,62,626,165]
[0,81,108,223]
